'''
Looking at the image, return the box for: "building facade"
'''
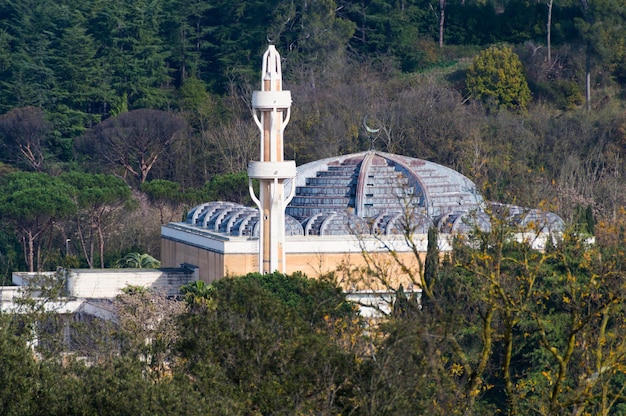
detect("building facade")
[161,150,563,289]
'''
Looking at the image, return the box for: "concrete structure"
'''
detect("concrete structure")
[164,45,460,288]
[161,150,564,289]
[4,267,195,314]
[247,45,296,273]
[1,46,566,321]
[162,214,449,288]
[2,268,195,354]
[12,267,195,299]
[160,45,564,293]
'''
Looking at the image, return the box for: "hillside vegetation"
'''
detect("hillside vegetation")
[0,0,625,272]
[3,2,626,414]
[6,229,626,416]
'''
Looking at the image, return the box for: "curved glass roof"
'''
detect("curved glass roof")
[301,211,369,236]
[371,211,434,235]
[437,211,492,234]
[183,152,563,237]
[186,201,304,237]
[286,150,483,220]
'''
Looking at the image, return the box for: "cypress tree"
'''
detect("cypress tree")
[424,226,439,292]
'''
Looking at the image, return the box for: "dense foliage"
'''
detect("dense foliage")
[0,272,362,415]
[0,0,625,285]
[0,1,625,412]
[466,45,532,110]
[5,223,626,414]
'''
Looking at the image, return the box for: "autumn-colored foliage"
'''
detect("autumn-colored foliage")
[466,45,532,111]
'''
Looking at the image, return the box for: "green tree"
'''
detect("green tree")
[423,226,439,291]
[0,223,19,284]
[162,0,213,86]
[114,286,182,379]
[180,280,214,312]
[201,172,253,205]
[0,172,76,272]
[177,272,360,414]
[0,313,41,415]
[0,0,60,111]
[572,0,626,114]
[466,45,532,111]
[90,0,172,109]
[282,0,356,83]
[141,179,184,224]
[61,172,132,268]
[48,10,108,138]
[356,205,626,415]
[344,0,432,72]
[172,77,224,187]
[70,355,212,415]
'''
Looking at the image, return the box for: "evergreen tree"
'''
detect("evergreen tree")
[177,272,360,414]
[49,11,107,137]
[423,226,439,293]
[162,0,214,86]
[0,0,61,110]
[0,172,76,272]
[90,0,172,110]
[345,0,432,72]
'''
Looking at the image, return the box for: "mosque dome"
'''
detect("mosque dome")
[286,150,483,222]
[184,151,563,236]
[164,46,563,283]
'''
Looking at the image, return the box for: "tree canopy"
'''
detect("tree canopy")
[466,45,532,110]
[5,227,626,414]
[77,109,188,185]
[0,172,76,272]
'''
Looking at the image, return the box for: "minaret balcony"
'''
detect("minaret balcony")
[252,90,292,110]
[248,161,296,180]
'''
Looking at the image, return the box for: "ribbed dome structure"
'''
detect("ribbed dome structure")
[437,211,492,234]
[508,209,565,234]
[182,152,564,237]
[162,48,563,284]
[286,150,483,223]
[186,201,304,237]
[371,211,434,235]
[301,211,370,236]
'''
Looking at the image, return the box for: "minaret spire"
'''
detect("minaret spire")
[248,45,296,273]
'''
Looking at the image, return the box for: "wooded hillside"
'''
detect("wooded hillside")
[0,0,625,273]
[3,2,626,413]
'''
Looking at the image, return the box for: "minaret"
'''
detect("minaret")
[248,45,297,273]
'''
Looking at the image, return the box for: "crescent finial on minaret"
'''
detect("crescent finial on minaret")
[363,115,381,134]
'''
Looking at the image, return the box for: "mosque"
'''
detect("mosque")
[3,45,564,324]
[161,150,563,290]
[160,46,564,291]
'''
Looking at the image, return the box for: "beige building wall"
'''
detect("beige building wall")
[161,239,225,283]
[285,251,424,288]
[224,254,258,278]
[162,234,428,291]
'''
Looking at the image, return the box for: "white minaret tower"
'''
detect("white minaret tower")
[248,45,297,273]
